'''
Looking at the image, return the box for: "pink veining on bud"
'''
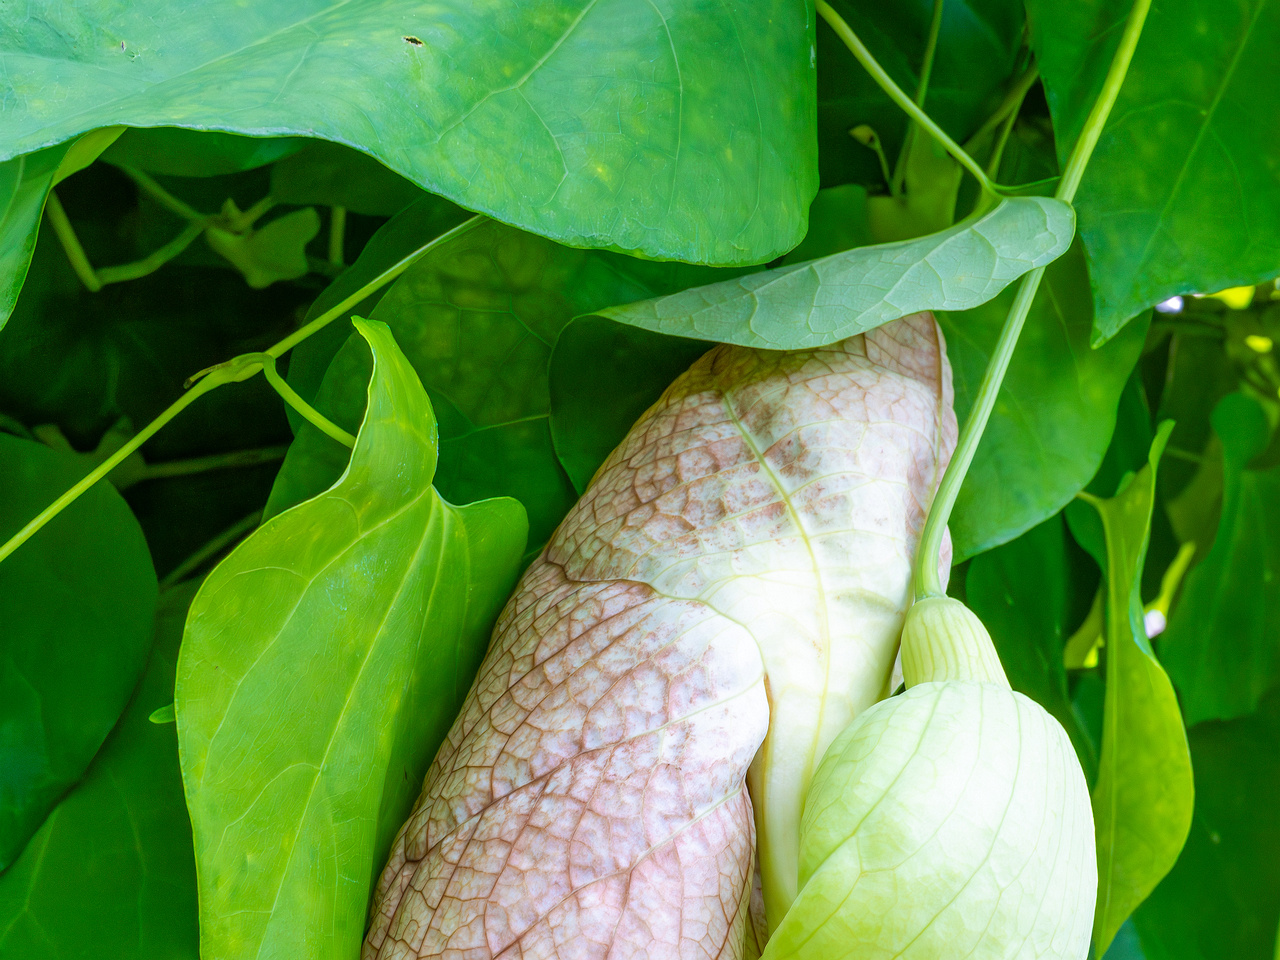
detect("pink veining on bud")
[365,313,957,960]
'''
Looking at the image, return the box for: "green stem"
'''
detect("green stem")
[0,217,483,566]
[913,0,1153,599]
[118,166,206,223]
[329,206,347,266]
[260,356,356,448]
[268,214,481,358]
[96,221,206,286]
[891,0,946,195]
[139,445,290,481]
[44,192,102,292]
[232,196,276,231]
[0,372,221,565]
[817,0,996,196]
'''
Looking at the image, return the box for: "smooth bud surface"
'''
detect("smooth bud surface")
[763,680,1097,960]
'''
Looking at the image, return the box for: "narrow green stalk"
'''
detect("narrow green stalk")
[44,192,102,292]
[891,0,946,195]
[0,217,482,566]
[268,214,482,357]
[96,221,206,285]
[140,445,290,481]
[119,166,206,222]
[913,0,1153,599]
[232,195,276,231]
[0,373,219,565]
[329,206,347,266]
[817,0,996,196]
[260,356,356,448]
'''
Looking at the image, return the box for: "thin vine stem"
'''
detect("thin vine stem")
[259,355,356,448]
[119,166,206,222]
[0,215,485,566]
[45,192,102,292]
[913,0,1153,599]
[816,0,997,197]
[890,0,946,195]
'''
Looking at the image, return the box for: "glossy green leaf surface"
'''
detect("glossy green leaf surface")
[101,128,305,177]
[0,583,200,960]
[0,0,817,266]
[177,319,526,960]
[269,141,427,217]
[966,515,1098,780]
[1029,0,1280,341]
[0,144,68,331]
[1072,424,1194,955]
[0,433,157,871]
[941,241,1148,559]
[1129,691,1280,960]
[598,197,1074,349]
[272,218,738,547]
[1163,393,1280,724]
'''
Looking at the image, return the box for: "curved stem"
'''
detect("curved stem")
[118,166,206,223]
[817,0,996,196]
[260,356,356,448]
[913,0,1153,599]
[0,217,483,566]
[97,221,206,286]
[45,191,102,292]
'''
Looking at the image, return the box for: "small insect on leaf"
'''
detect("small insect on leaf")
[402,36,423,46]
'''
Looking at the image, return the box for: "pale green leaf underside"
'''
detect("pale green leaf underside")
[596,197,1075,349]
[175,319,526,960]
[0,0,816,266]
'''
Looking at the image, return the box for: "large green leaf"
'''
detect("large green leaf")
[1129,690,1280,960]
[272,217,738,546]
[0,583,200,960]
[941,240,1148,559]
[1069,423,1194,955]
[0,144,69,331]
[597,197,1074,349]
[1028,0,1280,341]
[816,0,1025,189]
[0,433,157,871]
[1,0,817,267]
[176,319,526,960]
[966,514,1098,781]
[1163,393,1280,724]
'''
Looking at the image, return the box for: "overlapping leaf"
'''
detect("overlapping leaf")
[0,433,157,871]
[1068,424,1194,955]
[177,319,526,960]
[0,583,200,960]
[1163,393,1280,724]
[0,0,816,268]
[1029,0,1280,341]
[273,215,740,547]
[0,144,69,330]
[598,197,1073,349]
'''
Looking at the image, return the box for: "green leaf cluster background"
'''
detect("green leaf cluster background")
[1,0,1278,958]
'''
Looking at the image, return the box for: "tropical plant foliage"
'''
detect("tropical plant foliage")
[1,0,1278,958]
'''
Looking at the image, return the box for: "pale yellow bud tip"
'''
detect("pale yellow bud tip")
[900,597,1010,688]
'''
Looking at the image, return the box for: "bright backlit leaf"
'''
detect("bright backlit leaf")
[0,0,817,267]
[176,319,526,960]
[0,432,157,871]
[598,197,1074,349]
[1070,423,1195,955]
[0,144,69,331]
